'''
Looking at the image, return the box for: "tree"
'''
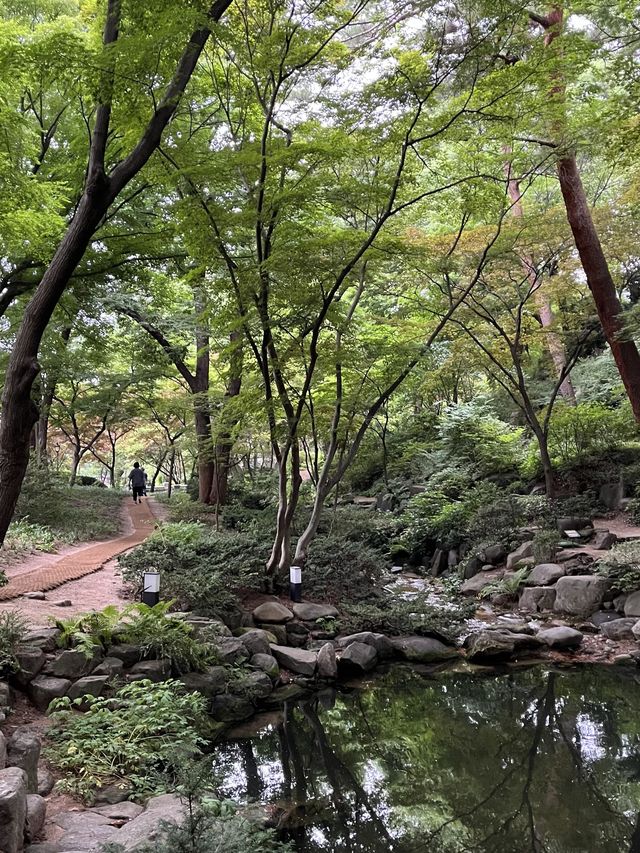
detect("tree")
[0,0,234,545]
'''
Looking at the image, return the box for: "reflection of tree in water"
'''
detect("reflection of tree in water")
[216,667,640,853]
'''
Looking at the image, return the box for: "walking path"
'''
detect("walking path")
[0,499,157,602]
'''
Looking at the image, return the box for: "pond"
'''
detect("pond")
[210,664,640,853]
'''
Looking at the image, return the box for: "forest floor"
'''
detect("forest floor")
[0,496,163,626]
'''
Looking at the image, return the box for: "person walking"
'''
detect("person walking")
[128,462,146,504]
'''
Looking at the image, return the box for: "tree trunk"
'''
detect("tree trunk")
[209,334,242,507]
[167,447,176,499]
[535,5,640,421]
[556,155,640,420]
[150,450,167,492]
[69,449,81,487]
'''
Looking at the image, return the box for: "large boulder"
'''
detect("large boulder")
[209,694,254,722]
[249,654,280,681]
[461,571,504,596]
[215,638,250,665]
[7,728,40,793]
[0,767,27,853]
[116,794,187,851]
[599,482,624,511]
[252,601,293,623]
[91,802,144,821]
[338,642,377,673]
[506,541,533,570]
[317,643,337,679]
[392,636,458,663]
[270,645,317,676]
[557,516,592,533]
[22,629,60,652]
[238,629,272,657]
[624,591,640,618]
[465,631,515,661]
[36,769,55,797]
[292,603,339,621]
[25,794,46,842]
[52,648,100,679]
[553,575,609,616]
[483,544,507,565]
[128,659,171,682]
[28,676,71,712]
[527,564,565,586]
[106,644,143,667]
[13,646,46,687]
[179,666,227,697]
[92,657,125,677]
[337,632,394,659]
[519,587,556,612]
[230,671,273,701]
[537,626,583,649]
[67,675,109,702]
[50,810,119,850]
[600,618,639,641]
[592,529,617,551]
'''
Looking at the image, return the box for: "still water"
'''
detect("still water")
[210,664,640,853]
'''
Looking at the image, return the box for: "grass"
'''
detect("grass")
[2,473,124,561]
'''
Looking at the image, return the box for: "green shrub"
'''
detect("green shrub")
[547,401,635,467]
[55,602,219,673]
[0,612,27,674]
[596,541,640,594]
[47,680,207,801]
[302,537,385,602]
[341,592,473,641]
[3,519,57,552]
[532,530,560,564]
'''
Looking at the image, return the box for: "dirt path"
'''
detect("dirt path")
[0,498,159,622]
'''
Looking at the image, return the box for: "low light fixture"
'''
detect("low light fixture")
[142,570,161,606]
[290,565,302,603]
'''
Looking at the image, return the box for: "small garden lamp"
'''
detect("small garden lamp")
[290,565,302,603]
[142,570,161,606]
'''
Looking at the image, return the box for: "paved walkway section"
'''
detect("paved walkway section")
[0,499,156,601]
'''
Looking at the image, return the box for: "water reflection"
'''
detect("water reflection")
[210,666,640,852]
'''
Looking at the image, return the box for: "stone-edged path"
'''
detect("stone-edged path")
[0,499,157,602]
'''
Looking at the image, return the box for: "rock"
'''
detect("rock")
[463,556,483,579]
[216,637,250,665]
[624,591,640,617]
[36,769,55,797]
[263,623,287,645]
[23,629,60,652]
[270,645,317,676]
[527,564,565,586]
[461,571,504,595]
[557,516,592,534]
[537,626,583,648]
[28,676,71,712]
[249,654,280,681]
[0,767,27,853]
[0,681,10,709]
[13,646,46,687]
[52,649,99,679]
[7,728,40,793]
[91,802,144,821]
[337,632,394,659]
[506,541,533,570]
[599,481,624,510]
[600,618,639,640]
[338,642,377,672]
[209,694,254,722]
[465,631,515,661]
[592,529,617,550]
[106,644,142,667]
[588,610,621,627]
[238,629,272,657]
[50,811,119,849]
[519,587,556,612]
[128,659,171,682]
[285,622,310,648]
[66,676,109,702]
[429,549,449,577]
[553,576,609,616]
[92,657,125,677]
[483,544,507,565]
[93,782,132,805]
[392,636,458,663]
[26,794,46,842]
[230,671,273,701]
[179,666,227,697]
[114,794,186,851]
[52,599,73,607]
[317,643,337,679]
[292,603,339,621]
[0,733,5,770]
[24,592,46,600]
[613,594,628,613]
[252,601,294,623]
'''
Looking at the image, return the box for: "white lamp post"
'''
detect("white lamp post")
[290,565,302,602]
[142,571,161,606]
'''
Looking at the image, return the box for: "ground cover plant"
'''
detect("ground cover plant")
[47,679,207,801]
[0,611,27,675]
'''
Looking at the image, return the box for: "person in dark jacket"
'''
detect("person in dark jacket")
[128,462,146,503]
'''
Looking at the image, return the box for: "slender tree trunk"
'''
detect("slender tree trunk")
[150,450,167,492]
[209,333,243,507]
[167,447,176,499]
[535,5,640,421]
[69,448,81,487]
